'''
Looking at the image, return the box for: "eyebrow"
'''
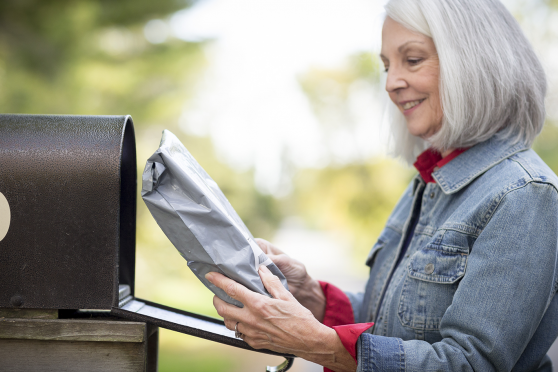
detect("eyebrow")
[398,40,425,52]
[380,40,425,59]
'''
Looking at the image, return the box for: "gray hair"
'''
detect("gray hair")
[384,0,547,163]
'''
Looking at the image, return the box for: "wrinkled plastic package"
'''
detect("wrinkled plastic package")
[141,130,289,307]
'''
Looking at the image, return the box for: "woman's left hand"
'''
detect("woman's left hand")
[205,266,356,371]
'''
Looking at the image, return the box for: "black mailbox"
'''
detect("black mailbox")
[0,114,290,359]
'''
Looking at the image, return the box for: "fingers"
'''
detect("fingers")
[206,272,256,306]
[255,238,271,253]
[205,272,258,310]
[266,253,291,270]
[243,330,274,349]
[213,294,243,321]
[223,319,254,339]
[255,238,285,256]
[229,322,275,349]
[223,313,273,348]
[259,265,293,301]
[255,239,292,271]
[224,318,240,332]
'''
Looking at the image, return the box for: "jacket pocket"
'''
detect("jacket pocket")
[398,230,469,331]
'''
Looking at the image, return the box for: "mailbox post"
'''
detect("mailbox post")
[0,114,293,372]
[0,308,159,372]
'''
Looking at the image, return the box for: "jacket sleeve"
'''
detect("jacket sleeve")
[345,291,365,323]
[356,182,558,372]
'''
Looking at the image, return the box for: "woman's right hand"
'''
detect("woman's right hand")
[255,238,309,297]
[256,238,326,321]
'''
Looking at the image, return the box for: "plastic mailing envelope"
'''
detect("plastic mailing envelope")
[141,130,289,307]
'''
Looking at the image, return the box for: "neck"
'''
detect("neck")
[441,148,455,158]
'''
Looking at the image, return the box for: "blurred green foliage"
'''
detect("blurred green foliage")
[292,161,413,262]
[298,52,380,108]
[158,337,237,372]
[533,121,558,170]
[0,0,200,120]
[298,52,381,159]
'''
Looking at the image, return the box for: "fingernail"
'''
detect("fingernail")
[259,265,271,274]
[205,272,214,282]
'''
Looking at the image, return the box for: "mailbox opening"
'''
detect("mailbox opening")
[118,118,137,305]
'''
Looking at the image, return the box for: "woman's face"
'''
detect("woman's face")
[381,17,443,140]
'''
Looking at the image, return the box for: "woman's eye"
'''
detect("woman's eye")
[383,66,389,72]
[408,58,423,66]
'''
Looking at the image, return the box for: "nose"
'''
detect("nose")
[385,65,408,93]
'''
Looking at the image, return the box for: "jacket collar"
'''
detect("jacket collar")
[432,135,529,194]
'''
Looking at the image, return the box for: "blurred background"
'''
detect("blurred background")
[2,0,558,370]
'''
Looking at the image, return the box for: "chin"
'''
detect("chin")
[406,124,429,138]
[406,121,440,140]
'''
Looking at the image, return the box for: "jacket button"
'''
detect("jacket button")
[430,192,435,199]
[425,263,435,274]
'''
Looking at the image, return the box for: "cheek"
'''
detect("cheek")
[388,91,399,107]
[425,70,441,109]
[418,75,442,116]
[429,86,443,119]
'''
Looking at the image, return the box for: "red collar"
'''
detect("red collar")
[414,148,468,183]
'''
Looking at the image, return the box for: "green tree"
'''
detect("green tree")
[0,0,202,121]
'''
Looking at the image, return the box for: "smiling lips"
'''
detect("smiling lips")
[401,99,425,111]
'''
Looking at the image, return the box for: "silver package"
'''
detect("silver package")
[141,130,288,307]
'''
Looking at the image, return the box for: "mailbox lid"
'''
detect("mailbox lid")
[112,293,291,357]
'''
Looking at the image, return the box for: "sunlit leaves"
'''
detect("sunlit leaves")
[292,160,413,262]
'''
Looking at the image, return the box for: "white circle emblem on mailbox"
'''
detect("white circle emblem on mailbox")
[0,192,10,242]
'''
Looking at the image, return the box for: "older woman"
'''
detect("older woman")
[205,0,557,371]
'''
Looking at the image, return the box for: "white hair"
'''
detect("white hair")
[384,0,547,163]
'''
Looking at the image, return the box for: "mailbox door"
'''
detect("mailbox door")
[112,295,292,358]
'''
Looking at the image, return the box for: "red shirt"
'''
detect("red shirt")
[320,148,467,371]
[319,281,373,372]
[413,148,468,183]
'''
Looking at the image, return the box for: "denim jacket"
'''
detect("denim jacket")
[348,135,558,371]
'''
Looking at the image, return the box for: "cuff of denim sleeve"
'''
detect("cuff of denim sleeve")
[357,333,405,372]
[319,281,355,327]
